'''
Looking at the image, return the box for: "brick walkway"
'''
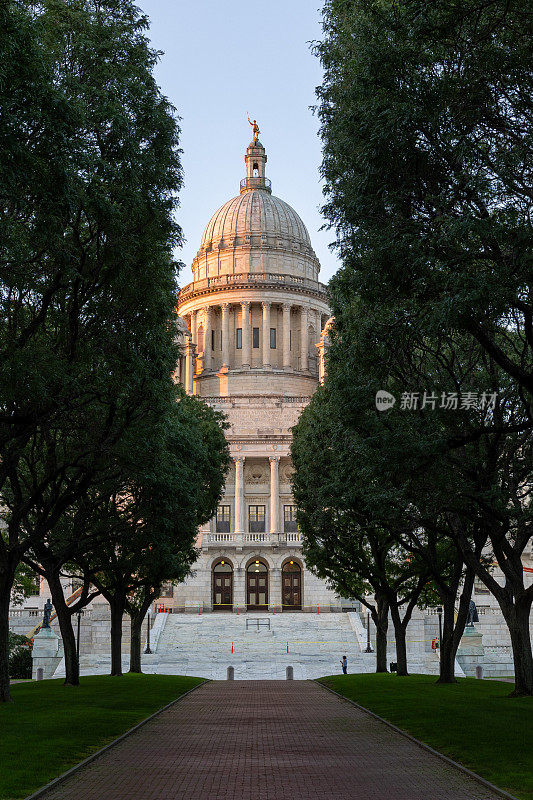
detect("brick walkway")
[38,681,504,800]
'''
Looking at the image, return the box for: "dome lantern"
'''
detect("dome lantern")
[240,140,271,194]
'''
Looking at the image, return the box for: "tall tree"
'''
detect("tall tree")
[313,0,533,694]
[0,0,182,701]
[316,297,532,691]
[77,392,229,677]
[292,385,430,675]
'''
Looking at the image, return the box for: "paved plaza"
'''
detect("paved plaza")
[37,680,505,800]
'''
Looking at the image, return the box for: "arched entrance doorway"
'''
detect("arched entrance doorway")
[212,560,233,611]
[282,560,302,610]
[246,559,268,610]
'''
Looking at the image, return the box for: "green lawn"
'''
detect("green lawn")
[319,673,532,800]
[0,674,204,800]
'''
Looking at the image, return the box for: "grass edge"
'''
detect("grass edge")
[315,679,519,800]
[22,678,209,800]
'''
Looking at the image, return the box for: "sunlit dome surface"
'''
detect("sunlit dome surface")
[199,190,312,251]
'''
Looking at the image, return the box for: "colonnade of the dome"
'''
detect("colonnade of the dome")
[177,297,330,396]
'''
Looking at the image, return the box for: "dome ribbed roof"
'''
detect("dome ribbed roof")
[199,190,312,250]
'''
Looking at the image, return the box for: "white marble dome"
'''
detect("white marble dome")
[199,191,312,251]
[191,139,320,281]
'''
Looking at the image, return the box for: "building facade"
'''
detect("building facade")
[172,137,339,612]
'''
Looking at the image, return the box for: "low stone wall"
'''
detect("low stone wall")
[9,604,134,654]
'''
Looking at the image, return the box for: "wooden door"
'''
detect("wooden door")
[213,569,233,610]
[247,563,268,609]
[282,564,301,610]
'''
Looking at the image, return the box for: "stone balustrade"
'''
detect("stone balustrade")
[204,531,303,548]
[179,271,328,301]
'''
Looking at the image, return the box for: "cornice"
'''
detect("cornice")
[178,279,329,308]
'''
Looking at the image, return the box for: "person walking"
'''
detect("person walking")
[340,655,348,674]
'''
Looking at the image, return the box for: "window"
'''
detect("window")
[236,328,242,349]
[284,505,299,533]
[160,582,174,598]
[252,327,260,348]
[474,578,490,595]
[248,505,266,533]
[211,329,215,351]
[270,328,276,349]
[216,505,231,533]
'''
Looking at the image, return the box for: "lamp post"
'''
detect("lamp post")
[436,606,443,671]
[144,610,152,655]
[365,612,373,653]
[76,610,84,663]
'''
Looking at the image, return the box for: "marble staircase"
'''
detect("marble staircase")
[56,611,446,679]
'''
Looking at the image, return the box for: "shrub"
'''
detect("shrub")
[9,646,32,679]
[8,632,33,679]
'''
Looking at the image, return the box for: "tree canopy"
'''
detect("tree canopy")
[0,0,205,702]
[292,0,533,694]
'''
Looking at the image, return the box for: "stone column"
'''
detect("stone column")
[316,339,326,385]
[191,310,198,348]
[204,306,212,371]
[282,303,291,371]
[269,456,280,535]
[190,311,198,378]
[185,337,194,395]
[234,456,246,535]
[241,301,251,369]
[300,306,309,372]
[262,301,271,368]
[221,303,230,368]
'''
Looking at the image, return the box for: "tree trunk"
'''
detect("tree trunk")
[0,571,14,703]
[110,596,125,677]
[390,602,408,676]
[373,593,389,673]
[129,613,143,674]
[437,594,457,683]
[502,598,533,696]
[46,570,79,687]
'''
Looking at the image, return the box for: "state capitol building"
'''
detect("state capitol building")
[171,134,339,613]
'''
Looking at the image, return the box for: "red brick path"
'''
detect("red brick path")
[39,681,503,799]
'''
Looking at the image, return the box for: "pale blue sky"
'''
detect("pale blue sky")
[139,0,339,286]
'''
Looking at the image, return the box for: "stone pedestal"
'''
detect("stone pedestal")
[456,626,485,677]
[32,628,62,680]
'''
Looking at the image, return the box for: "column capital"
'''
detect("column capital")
[221,302,230,311]
[269,455,280,463]
[233,454,245,464]
[261,300,271,309]
[241,300,251,308]
[282,302,292,311]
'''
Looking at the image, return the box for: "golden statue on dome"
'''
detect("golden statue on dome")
[247,113,260,144]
